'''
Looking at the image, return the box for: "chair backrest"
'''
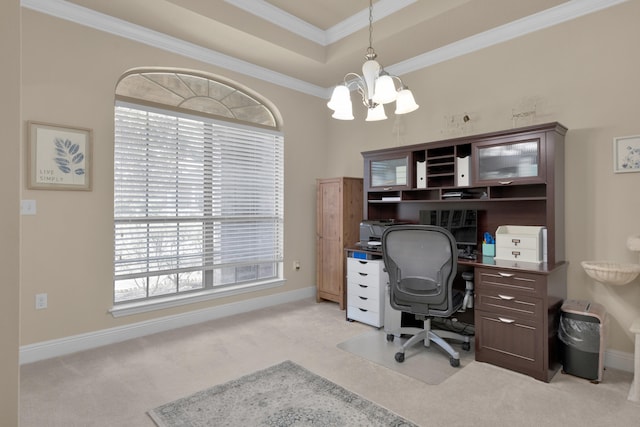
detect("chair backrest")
[382,225,458,317]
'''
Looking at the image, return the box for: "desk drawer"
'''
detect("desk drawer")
[475,308,543,377]
[495,247,540,263]
[348,282,380,301]
[475,288,541,321]
[347,305,383,327]
[347,258,384,283]
[347,289,381,312]
[476,268,545,298]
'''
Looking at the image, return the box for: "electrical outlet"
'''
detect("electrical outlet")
[35,293,48,310]
[293,260,301,271]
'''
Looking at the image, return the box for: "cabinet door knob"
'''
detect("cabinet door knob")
[498,317,515,324]
[498,294,515,300]
[498,272,515,277]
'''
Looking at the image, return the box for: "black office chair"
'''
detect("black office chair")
[382,225,471,367]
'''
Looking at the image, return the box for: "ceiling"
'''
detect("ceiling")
[25,0,627,96]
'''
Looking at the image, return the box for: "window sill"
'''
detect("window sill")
[109,279,286,318]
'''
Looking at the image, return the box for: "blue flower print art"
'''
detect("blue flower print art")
[30,122,92,190]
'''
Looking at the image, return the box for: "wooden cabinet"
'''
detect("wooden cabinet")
[474,264,566,382]
[316,177,363,309]
[346,258,387,327]
[365,154,411,190]
[473,132,546,185]
[362,122,566,267]
[361,122,568,382]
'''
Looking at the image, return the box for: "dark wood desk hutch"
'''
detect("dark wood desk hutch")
[361,122,567,382]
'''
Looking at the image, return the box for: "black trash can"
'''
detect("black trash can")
[559,300,607,383]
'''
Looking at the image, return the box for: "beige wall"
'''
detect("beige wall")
[327,1,640,354]
[19,10,328,344]
[1,0,21,424]
[17,0,640,368]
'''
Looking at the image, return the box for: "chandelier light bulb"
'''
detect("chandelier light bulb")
[327,85,351,111]
[395,88,420,115]
[365,104,387,121]
[372,74,397,105]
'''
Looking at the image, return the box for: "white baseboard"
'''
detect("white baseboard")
[20,285,635,375]
[605,348,635,373]
[20,286,316,365]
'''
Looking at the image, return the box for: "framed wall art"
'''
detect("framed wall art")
[613,134,640,173]
[27,121,93,190]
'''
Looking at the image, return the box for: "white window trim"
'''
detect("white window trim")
[110,278,286,318]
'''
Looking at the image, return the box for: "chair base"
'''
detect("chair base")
[388,319,471,367]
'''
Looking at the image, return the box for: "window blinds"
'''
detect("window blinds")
[114,103,283,302]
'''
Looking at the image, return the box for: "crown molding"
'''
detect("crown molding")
[21,0,629,100]
[21,0,327,98]
[224,0,326,45]
[387,0,629,77]
[326,0,417,45]
[225,0,417,46]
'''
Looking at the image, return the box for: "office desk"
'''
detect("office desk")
[346,246,567,382]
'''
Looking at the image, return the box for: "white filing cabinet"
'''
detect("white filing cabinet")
[346,258,387,327]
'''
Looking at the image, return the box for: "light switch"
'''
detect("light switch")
[21,200,37,215]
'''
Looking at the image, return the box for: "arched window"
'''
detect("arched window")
[112,69,283,314]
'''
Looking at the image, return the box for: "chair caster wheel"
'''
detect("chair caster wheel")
[386,334,395,342]
[462,342,471,351]
[450,357,460,367]
[395,352,405,363]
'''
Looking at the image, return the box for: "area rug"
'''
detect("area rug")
[337,329,474,385]
[148,360,417,426]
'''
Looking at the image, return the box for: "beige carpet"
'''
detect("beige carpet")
[337,329,474,385]
[19,299,640,426]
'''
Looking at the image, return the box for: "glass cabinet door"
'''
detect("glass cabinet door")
[474,135,544,184]
[369,156,409,188]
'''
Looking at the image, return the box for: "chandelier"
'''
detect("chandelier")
[327,0,419,121]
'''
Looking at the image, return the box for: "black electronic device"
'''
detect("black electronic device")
[419,209,479,259]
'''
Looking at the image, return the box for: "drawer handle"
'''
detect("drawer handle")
[359,296,368,301]
[358,260,368,265]
[498,317,515,324]
[511,251,521,258]
[359,308,368,312]
[499,181,513,185]
[498,272,515,278]
[358,272,369,277]
[383,187,392,191]
[498,294,515,301]
[358,284,369,289]
[511,238,521,246]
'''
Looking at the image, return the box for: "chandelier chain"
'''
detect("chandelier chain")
[368,0,373,51]
[366,0,377,60]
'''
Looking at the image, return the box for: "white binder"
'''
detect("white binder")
[416,160,426,188]
[456,156,470,187]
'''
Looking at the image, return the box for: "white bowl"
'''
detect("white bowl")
[581,261,640,286]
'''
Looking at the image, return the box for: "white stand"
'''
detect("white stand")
[629,318,640,402]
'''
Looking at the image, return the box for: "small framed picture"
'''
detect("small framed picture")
[27,121,93,190]
[613,135,640,173]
